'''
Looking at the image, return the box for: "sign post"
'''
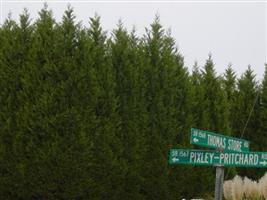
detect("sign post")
[214,166,224,200]
[214,148,224,200]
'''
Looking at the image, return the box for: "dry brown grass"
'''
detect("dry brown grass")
[259,173,267,199]
[223,173,267,200]
[223,180,233,200]
[232,176,244,200]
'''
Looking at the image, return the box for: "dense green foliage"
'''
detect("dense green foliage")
[0,6,266,199]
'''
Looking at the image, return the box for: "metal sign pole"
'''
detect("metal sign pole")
[214,147,224,200]
[214,166,224,200]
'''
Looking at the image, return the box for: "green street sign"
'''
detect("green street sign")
[190,128,249,152]
[169,149,267,168]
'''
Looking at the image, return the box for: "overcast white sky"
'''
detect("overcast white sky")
[1,0,266,80]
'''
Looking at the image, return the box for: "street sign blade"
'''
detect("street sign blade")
[190,128,250,152]
[169,149,216,166]
[169,149,267,168]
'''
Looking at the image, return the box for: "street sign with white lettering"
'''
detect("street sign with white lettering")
[190,128,249,152]
[169,149,267,168]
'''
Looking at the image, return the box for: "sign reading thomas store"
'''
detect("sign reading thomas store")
[168,128,267,200]
[190,128,249,152]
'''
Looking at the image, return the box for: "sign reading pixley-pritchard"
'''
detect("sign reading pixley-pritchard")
[169,149,267,168]
[190,128,249,152]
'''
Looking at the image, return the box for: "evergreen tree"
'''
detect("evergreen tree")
[0,14,19,199]
[110,22,146,199]
[191,55,230,196]
[234,66,258,142]
[259,64,267,148]
[0,10,35,199]
[222,64,239,179]
[190,62,204,129]
[141,17,172,199]
[223,64,237,132]
[234,66,261,178]
[86,15,123,200]
[200,55,230,133]
[141,16,191,199]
